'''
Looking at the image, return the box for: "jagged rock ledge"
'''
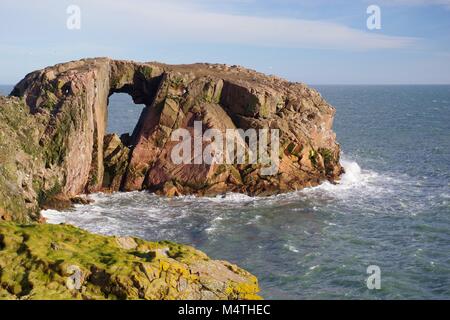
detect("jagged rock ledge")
[0,222,260,300]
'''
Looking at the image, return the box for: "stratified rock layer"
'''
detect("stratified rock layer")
[0,222,260,300]
[1,58,342,221]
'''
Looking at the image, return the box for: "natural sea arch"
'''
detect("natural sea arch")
[106,93,144,136]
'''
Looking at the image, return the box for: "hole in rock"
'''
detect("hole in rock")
[107,93,145,137]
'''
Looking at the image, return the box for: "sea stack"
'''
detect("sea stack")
[1,58,342,222]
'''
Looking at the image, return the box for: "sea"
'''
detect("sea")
[1,84,449,299]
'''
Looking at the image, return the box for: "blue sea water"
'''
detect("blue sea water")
[2,84,449,299]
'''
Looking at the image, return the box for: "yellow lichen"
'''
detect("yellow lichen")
[0,222,261,300]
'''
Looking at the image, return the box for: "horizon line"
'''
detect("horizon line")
[2,83,450,87]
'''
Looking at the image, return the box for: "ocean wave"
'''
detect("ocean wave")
[300,158,399,199]
[41,155,406,230]
[178,192,256,203]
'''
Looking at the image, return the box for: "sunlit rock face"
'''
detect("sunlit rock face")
[2,58,342,221]
[0,222,261,300]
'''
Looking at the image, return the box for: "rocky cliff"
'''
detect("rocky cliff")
[1,58,342,222]
[0,222,260,300]
[0,58,343,300]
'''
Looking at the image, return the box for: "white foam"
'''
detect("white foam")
[301,157,393,199]
[41,209,66,224]
[339,159,364,185]
[284,244,299,253]
[205,226,217,234]
[205,216,225,234]
[180,192,255,203]
[41,155,401,232]
[246,214,262,225]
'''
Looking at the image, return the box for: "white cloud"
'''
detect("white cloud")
[85,0,416,50]
[372,0,450,8]
[0,0,417,53]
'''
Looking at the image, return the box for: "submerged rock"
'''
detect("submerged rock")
[0,58,342,221]
[0,222,260,300]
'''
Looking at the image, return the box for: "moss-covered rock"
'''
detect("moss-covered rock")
[0,97,45,223]
[0,222,261,300]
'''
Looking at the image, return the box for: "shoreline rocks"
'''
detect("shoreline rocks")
[0,222,260,300]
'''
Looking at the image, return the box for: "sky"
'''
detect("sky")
[1,0,450,84]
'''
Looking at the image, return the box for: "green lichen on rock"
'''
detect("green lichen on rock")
[138,65,153,80]
[0,95,73,222]
[319,148,337,177]
[309,149,318,167]
[0,97,44,222]
[110,62,136,89]
[285,142,302,157]
[42,100,81,167]
[0,222,261,300]
[39,91,58,112]
[203,79,223,104]
[319,148,333,164]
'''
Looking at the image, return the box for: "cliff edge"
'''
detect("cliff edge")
[0,222,260,300]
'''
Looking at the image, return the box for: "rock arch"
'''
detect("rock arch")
[4,58,342,220]
[11,59,164,196]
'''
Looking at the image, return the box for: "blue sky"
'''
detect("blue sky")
[1,0,450,84]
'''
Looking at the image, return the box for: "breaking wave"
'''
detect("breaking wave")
[301,158,397,198]
[42,155,400,231]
